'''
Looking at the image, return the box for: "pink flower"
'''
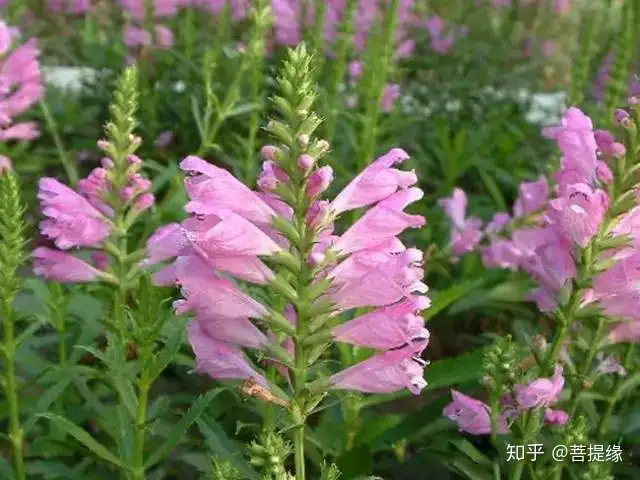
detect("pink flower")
[193,315,268,350]
[486,212,511,234]
[154,130,174,148]
[544,108,598,188]
[380,83,400,113]
[333,187,425,254]
[187,320,268,386]
[544,409,569,426]
[547,183,608,247]
[32,247,104,283]
[609,321,640,343]
[181,155,276,227]
[123,25,151,47]
[77,167,112,215]
[439,188,483,255]
[330,148,416,215]
[513,176,548,218]
[119,0,179,19]
[348,60,363,81]
[0,21,13,55]
[0,121,39,140]
[481,239,520,271]
[515,365,564,408]
[173,255,268,321]
[327,248,428,310]
[329,341,428,394]
[38,178,112,249]
[596,354,626,376]
[154,25,174,49]
[443,390,509,435]
[47,0,92,14]
[332,296,429,349]
[520,242,576,294]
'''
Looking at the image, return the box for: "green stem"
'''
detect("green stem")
[3,300,25,480]
[357,0,399,170]
[511,411,540,480]
[597,343,635,437]
[568,317,605,417]
[133,379,150,480]
[40,101,78,187]
[324,0,356,143]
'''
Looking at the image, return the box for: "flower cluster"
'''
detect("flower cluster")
[119,0,176,52]
[33,135,154,283]
[146,46,430,397]
[0,20,44,144]
[444,364,568,435]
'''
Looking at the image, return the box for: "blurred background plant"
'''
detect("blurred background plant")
[1,0,640,478]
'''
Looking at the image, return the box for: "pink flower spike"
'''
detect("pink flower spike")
[32,247,104,283]
[544,408,569,426]
[38,178,112,249]
[548,183,608,247]
[330,148,415,215]
[333,188,425,254]
[515,364,564,409]
[306,166,333,197]
[187,320,268,386]
[348,60,363,80]
[443,390,509,435]
[181,155,276,226]
[329,341,428,394]
[332,297,430,349]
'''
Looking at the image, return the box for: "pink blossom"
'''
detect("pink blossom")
[481,239,520,271]
[123,25,152,47]
[307,166,334,197]
[348,60,363,81]
[328,248,428,310]
[513,176,548,218]
[38,178,112,249]
[439,188,483,255]
[609,321,640,343]
[0,121,39,141]
[333,187,425,254]
[271,0,301,46]
[515,365,564,408]
[544,409,569,426]
[119,0,179,19]
[154,130,174,148]
[544,108,598,188]
[486,212,511,234]
[443,390,509,435]
[329,341,428,394]
[173,255,268,320]
[187,320,268,386]
[181,156,276,227]
[596,354,626,376]
[330,148,416,215]
[520,242,576,294]
[77,167,112,215]
[332,296,429,349]
[32,247,104,283]
[154,25,174,49]
[380,83,400,113]
[47,0,92,14]
[0,21,13,55]
[547,183,608,247]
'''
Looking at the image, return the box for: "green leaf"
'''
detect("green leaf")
[36,413,125,468]
[196,414,259,479]
[24,375,73,433]
[427,349,486,390]
[336,445,373,478]
[147,322,185,383]
[144,389,223,469]
[424,279,484,321]
[450,439,493,467]
[476,166,507,211]
[0,456,13,480]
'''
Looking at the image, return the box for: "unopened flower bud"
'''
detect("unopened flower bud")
[307,166,333,197]
[297,154,314,170]
[0,155,12,173]
[298,134,310,148]
[101,157,114,169]
[615,109,632,127]
[261,145,279,161]
[133,193,155,212]
[97,139,111,151]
